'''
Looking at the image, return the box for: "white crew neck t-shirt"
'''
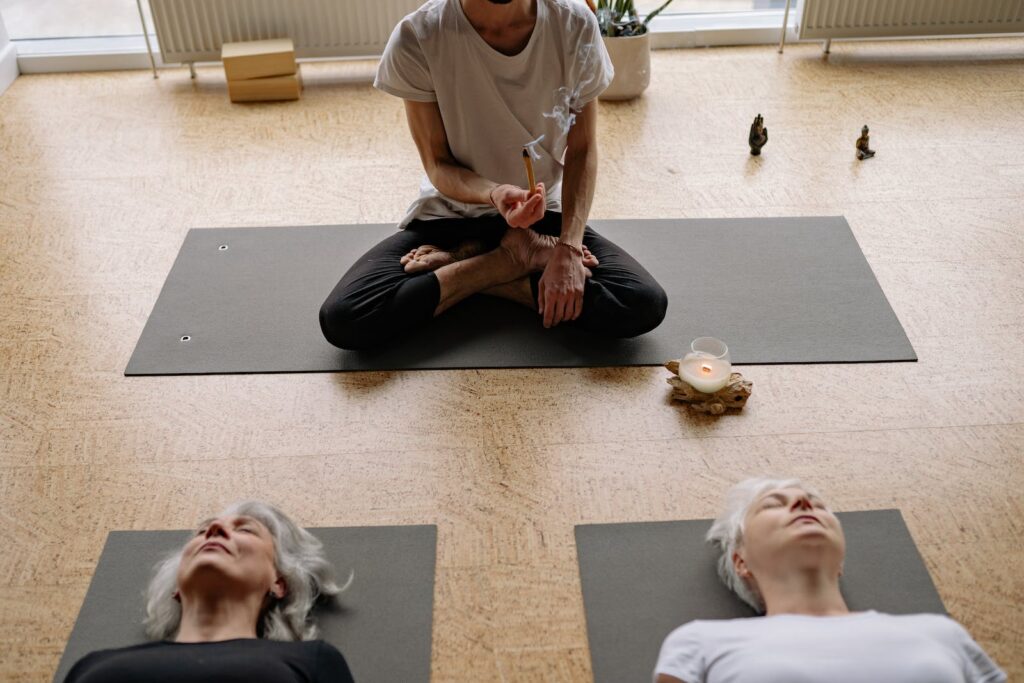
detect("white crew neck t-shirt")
[654,611,1006,683]
[374,0,613,227]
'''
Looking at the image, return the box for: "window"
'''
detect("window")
[0,0,153,40]
[4,0,794,74]
[635,0,789,15]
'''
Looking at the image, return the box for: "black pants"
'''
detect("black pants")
[319,212,668,350]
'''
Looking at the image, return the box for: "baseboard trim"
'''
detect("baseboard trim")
[0,41,18,95]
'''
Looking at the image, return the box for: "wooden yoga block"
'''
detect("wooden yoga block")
[222,38,297,82]
[227,68,303,103]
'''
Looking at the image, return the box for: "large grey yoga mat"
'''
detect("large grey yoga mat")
[125,217,915,374]
[53,525,436,683]
[575,509,945,683]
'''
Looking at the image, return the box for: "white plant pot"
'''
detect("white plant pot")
[599,32,651,101]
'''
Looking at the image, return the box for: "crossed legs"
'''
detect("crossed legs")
[401,228,597,315]
[319,213,667,350]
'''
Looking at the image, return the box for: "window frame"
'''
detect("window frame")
[11,8,796,75]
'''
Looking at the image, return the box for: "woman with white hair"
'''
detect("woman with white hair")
[64,501,354,682]
[655,478,1006,683]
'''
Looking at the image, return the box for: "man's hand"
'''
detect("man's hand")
[493,183,546,229]
[537,244,588,328]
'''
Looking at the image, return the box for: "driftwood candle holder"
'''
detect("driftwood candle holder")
[665,360,752,414]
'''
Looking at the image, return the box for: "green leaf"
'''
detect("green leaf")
[642,0,676,27]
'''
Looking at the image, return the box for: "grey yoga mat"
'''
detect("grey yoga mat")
[125,217,916,375]
[574,510,945,683]
[52,525,436,683]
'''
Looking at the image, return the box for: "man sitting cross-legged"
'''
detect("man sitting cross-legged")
[319,0,668,351]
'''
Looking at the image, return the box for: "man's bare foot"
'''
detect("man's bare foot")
[429,232,597,317]
[498,229,599,274]
[401,240,486,274]
[401,245,453,274]
[497,228,554,273]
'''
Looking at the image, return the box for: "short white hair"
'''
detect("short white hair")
[705,477,822,613]
[144,501,347,641]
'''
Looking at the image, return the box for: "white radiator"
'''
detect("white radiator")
[798,0,1024,41]
[149,0,425,64]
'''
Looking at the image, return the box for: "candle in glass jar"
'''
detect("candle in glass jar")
[678,352,732,393]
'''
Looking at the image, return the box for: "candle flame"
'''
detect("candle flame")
[701,364,712,375]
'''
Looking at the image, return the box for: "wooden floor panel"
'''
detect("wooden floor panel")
[1,38,1022,682]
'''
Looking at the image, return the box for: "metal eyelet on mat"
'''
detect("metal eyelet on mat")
[218,244,229,251]
[180,335,191,342]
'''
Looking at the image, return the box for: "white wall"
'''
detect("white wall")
[0,10,19,95]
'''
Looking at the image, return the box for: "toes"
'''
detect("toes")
[404,258,427,274]
[402,246,459,275]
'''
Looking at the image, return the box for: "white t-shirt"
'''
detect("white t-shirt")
[374,0,614,227]
[654,611,1006,683]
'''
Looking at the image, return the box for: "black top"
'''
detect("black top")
[64,638,355,683]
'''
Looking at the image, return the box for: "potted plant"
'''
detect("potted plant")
[591,0,676,100]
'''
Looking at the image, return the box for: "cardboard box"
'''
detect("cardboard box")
[222,38,296,81]
[227,67,303,103]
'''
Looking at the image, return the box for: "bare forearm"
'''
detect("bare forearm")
[404,100,499,206]
[560,146,597,246]
[427,159,497,206]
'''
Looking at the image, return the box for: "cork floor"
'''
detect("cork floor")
[1,38,1022,682]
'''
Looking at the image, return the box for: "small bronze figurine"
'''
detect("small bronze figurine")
[856,125,875,160]
[748,114,768,156]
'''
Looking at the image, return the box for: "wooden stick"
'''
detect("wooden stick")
[522,147,537,193]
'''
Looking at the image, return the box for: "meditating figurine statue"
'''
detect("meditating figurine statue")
[856,125,875,160]
[748,114,768,156]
